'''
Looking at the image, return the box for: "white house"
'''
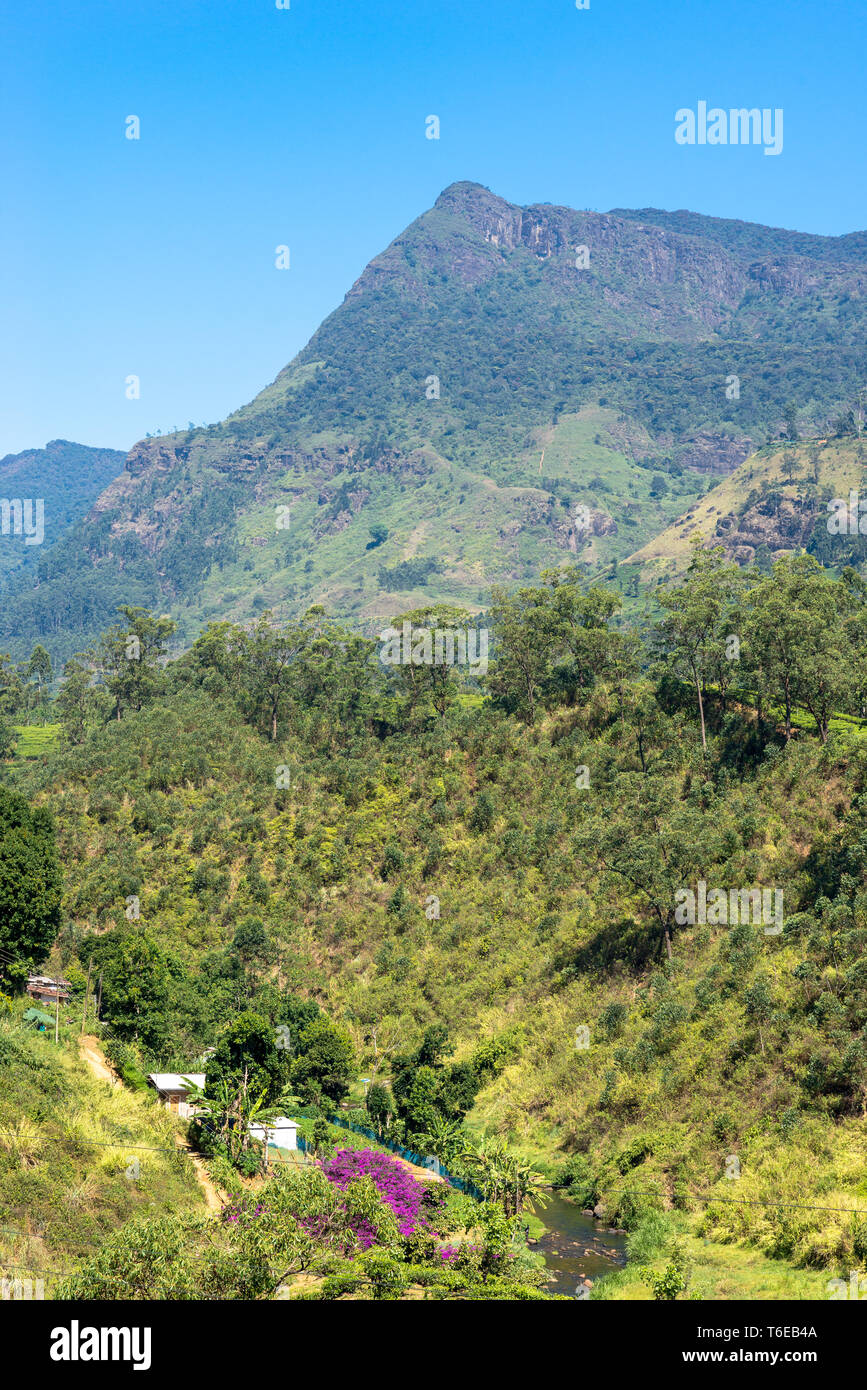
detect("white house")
[248,1116,298,1151]
[147,1072,206,1119]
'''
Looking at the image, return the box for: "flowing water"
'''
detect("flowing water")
[531,1191,628,1297]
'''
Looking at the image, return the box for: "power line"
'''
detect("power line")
[87,1142,179,1152]
[1,1226,102,1249]
[582,1180,867,1216]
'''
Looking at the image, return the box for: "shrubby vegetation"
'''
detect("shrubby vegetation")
[58,1149,549,1301]
[6,543,867,1295]
[0,1021,202,1293]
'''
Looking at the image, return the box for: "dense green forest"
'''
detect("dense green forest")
[4,545,867,1297]
[0,440,126,587]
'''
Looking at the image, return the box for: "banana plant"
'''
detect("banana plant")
[461,1137,548,1217]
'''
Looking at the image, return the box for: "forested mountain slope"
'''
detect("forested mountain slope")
[5,184,867,662]
[0,440,126,586]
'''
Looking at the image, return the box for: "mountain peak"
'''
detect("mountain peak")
[433,179,505,209]
[432,180,522,229]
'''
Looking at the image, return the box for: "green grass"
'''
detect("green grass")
[0,1012,206,1294]
[13,724,61,758]
[594,1222,837,1301]
[185,407,711,638]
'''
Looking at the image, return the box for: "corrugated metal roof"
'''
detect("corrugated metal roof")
[147,1073,206,1091]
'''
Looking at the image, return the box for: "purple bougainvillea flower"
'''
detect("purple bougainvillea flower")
[320,1148,432,1245]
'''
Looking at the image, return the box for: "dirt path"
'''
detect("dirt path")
[78,1035,224,1214]
[174,1137,224,1214]
[79,1036,120,1086]
[392,1154,446,1184]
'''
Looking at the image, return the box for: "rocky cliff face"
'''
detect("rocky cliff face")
[346,181,753,335]
[677,433,755,475]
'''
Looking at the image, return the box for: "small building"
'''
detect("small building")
[248,1116,298,1152]
[26,975,71,1006]
[147,1072,206,1119]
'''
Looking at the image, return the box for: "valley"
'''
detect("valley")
[4,184,867,1311]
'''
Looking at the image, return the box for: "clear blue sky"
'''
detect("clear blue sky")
[2,0,864,456]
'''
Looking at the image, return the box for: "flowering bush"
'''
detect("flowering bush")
[220,1197,265,1227]
[320,1148,431,1246]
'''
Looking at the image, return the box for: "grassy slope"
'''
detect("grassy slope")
[595,1224,834,1300]
[626,439,863,578]
[0,1014,205,1292]
[13,725,61,758]
[183,407,710,639]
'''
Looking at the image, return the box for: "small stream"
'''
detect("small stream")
[531,1191,628,1297]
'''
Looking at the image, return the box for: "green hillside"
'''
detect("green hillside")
[0,440,127,588]
[0,1015,206,1295]
[0,1010,549,1301]
[6,553,867,1297]
[629,437,867,579]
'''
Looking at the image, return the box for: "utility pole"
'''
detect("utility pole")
[80,958,93,1036]
[54,990,59,1045]
[96,970,103,1021]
